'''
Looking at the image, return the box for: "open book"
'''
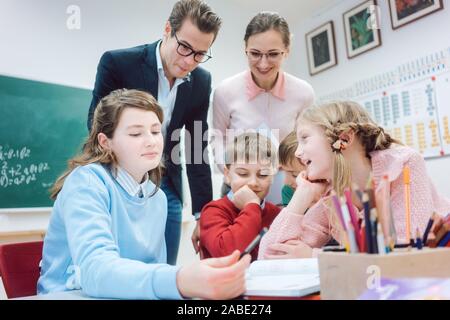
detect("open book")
[245,258,320,297]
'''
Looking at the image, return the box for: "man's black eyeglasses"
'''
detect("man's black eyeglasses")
[174,33,212,63]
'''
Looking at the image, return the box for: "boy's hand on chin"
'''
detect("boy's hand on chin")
[232,185,260,210]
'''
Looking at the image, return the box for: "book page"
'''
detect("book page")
[247,258,319,277]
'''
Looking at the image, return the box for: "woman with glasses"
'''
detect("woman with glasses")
[210,12,315,204]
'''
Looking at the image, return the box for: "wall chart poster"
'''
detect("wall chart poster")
[320,47,450,158]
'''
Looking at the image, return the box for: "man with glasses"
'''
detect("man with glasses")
[87,0,221,265]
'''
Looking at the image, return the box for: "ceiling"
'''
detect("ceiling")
[226,0,340,24]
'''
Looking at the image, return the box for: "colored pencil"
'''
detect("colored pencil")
[403,165,412,243]
[377,223,386,255]
[422,212,436,245]
[344,188,362,251]
[415,228,423,250]
[362,192,373,253]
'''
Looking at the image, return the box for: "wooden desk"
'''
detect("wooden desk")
[16,290,321,300]
[0,230,46,244]
[14,290,96,300]
[244,293,321,300]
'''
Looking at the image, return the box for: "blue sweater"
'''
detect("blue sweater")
[37,163,182,299]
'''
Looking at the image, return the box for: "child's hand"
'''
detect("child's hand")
[286,172,329,215]
[426,213,445,246]
[264,239,313,259]
[191,221,201,255]
[176,250,251,299]
[232,185,260,210]
[296,171,328,203]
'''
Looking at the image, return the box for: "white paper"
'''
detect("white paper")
[245,259,320,297]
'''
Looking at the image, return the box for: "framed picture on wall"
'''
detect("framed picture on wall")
[388,0,444,30]
[305,21,337,76]
[343,0,381,59]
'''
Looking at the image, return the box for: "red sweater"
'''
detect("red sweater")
[199,196,280,261]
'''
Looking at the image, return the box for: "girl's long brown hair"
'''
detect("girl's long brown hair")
[50,89,164,199]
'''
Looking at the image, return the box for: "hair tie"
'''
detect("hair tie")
[332,139,346,152]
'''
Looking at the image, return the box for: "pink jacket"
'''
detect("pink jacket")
[258,145,450,259]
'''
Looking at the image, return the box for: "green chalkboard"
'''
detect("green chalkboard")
[0,75,90,208]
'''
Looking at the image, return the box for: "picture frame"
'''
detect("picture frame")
[305,21,337,76]
[388,0,444,30]
[343,0,381,59]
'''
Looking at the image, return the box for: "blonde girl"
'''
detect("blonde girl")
[259,101,450,259]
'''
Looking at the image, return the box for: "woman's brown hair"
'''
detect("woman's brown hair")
[244,11,291,48]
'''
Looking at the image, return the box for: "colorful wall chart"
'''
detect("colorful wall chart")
[319,47,450,158]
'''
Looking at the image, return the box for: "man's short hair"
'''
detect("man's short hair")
[168,0,222,41]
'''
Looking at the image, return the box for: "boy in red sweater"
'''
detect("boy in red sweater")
[200,132,281,261]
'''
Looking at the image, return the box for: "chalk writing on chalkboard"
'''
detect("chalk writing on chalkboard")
[0,145,51,189]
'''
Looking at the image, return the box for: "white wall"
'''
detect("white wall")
[1,0,450,272]
[286,0,450,198]
[0,0,300,207]
[0,1,326,298]
[0,1,249,219]
[0,0,318,271]
[0,0,263,89]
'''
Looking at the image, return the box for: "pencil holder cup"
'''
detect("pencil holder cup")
[318,248,450,299]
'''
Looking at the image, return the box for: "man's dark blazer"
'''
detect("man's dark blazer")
[87,41,213,214]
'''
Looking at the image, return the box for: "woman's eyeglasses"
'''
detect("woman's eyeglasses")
[246,50,285,62]
[174,33,212,63]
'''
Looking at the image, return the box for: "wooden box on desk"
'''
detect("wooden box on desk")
[318,248,450,300]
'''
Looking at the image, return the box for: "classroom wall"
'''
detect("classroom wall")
[285,0,450,198]
[1,0,449,281]
[0,0,310,267]
[0,0,254,89]
[0,1,309,297]
[0,0,284,210]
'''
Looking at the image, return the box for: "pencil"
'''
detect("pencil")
[346,224,359,253]
[416,228,423,250]
[437,232,450,247]
[340,199,358,253]
[422,212,436,245]
[377,223,386,255]
[330,195,350,252]
[378,175,391,240]
[388,202,397,249]
[331,193,346,232]
[344,188,362,251]
[362,192,373,254]
[371,209,379,254]
[403,165,412,243]
[239,227,268,259]
[379,175,397,249]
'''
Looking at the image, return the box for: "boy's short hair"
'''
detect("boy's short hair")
[224,132,278,170]
[278,131,298,166]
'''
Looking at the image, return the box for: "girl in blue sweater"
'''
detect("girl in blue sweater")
[38,89,250,299]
